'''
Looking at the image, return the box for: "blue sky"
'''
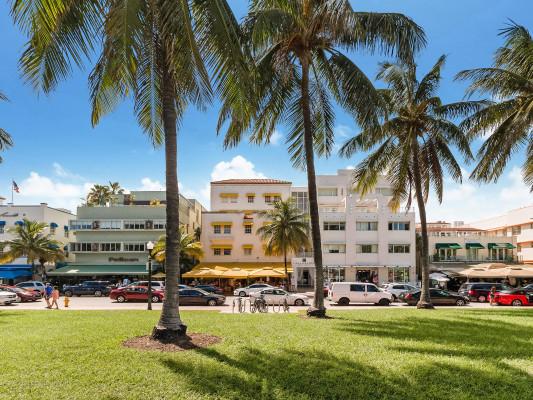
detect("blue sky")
[0,0,531,220]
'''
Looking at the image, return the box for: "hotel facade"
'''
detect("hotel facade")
[199,170,417,288]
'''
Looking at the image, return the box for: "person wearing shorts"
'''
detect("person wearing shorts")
[50,286,60,309]
[44,283,53,308]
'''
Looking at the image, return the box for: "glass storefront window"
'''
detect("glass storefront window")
[388,267,410,283]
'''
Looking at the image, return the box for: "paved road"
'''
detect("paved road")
[3,296,501,312]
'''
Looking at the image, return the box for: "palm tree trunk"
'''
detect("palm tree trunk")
[300,58,326,317]
[152,57,187,341]
[283,248,288,290]
[412,140,433,309]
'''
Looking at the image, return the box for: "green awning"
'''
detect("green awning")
[435,243,462,249]
[465,243,485,249]
[487,243,516,250]
[47,265,148,276]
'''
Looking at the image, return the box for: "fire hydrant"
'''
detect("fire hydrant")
[64,295,70,308]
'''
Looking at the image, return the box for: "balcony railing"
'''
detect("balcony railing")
[430,255,517,263]
[69,219,166,231]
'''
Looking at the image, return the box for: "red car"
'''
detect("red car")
[493,289,533,307]
[110,286,164,303]
[0,285,41,302]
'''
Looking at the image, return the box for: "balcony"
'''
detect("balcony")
[517,229,533,243]
[430,255,517,264]
[69,219,166,231]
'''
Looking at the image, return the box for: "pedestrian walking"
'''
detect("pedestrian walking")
[490,286,497,306]
[50,286,60,309]
[44,282,53,308]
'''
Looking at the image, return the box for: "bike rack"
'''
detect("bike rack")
[232,296,291,313]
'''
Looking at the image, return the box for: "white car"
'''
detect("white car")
[234,283,275,297]
[381,283,418,301]
[16,281,46,295]
[0,290,18,305]
[128,281,165,290]
[250,288,309,306]
[329,282,393,306]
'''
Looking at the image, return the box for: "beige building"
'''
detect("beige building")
[468,205,533,264]
[49,191,205,280]
[417,221,518,272]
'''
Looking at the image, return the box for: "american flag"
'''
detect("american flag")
[12,180,20,193]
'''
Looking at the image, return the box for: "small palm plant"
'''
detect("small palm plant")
[257,199,310,288]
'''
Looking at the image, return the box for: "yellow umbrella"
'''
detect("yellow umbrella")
[152,272,166,278]
[182,267,223,279]
[249,267,286,278]
[220,268,250,279]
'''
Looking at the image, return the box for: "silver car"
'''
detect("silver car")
[0,290,18,305]
[250,288,309,306]
[382,283,418,301]
[233,283,274,297]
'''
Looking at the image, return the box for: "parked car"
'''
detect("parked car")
[250,288,309,306]
[0,285,41,302]
[195,285,223,295]
[521,284,533,291]
[458,282,511,302]
[110,286,164,303]
[128,281,165,290]
[63,281,113,297]
[402,288,470,306]
[493,289,533,306]
[381,283,418,301]
[179,288,225,306]
[16,281,45,295]
[328,282,393,306]
[0,289,18,305]
[234,283,275,297]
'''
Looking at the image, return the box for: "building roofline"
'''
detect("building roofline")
[210,179,292,185]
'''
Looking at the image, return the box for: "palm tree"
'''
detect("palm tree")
[12,0,246,341]
[0,91,14,162]
[87,184,112,206]
[108,182,124,195]
[340,55,476,308]
[456,22,533,190]
[256,199,310,288]
[0,219,64,279]
[220,0,425,316]
[152,230,204,265]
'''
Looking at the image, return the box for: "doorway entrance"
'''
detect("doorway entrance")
[356,268,379,284]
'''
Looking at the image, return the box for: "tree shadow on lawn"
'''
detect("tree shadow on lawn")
[160,345,530,400]
[333,309,532,361]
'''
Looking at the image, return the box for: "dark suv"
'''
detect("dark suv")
[63,281,112,297]
[458,282,510,302]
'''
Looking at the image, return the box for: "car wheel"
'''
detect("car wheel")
[64,290,73,297]
[151,295,160,303]
[338,297,350,306]
[511,299,522,307]
[116,295,126,303]
[477,295,486,303]
[294,299,304,306]
[239,291,247,297]
[456,299,465,306]
[94,290,102,297]
[378,298,390,306]
[207,299,217,306]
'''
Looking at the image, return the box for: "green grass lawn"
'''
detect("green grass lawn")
[1,309,532,400]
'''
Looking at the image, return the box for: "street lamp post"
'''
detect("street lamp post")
[146,241,154,311]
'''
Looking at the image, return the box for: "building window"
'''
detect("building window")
[356,244,378,253]
[323,221,345,231]
[323,244,346,254]
[0,226,4,234]
[512,226,521,235]
[124,221,145,230]
[223,248,231,256]
[154,221,166,229]
[388,244,410,253]
[247,196,255,203]
[221,197,238,204]
[318,188,338,196]
[244,225,252,234]
[214,248,221,256]
[213,225,221,234]
[64,230,69,238]
[356,222,378,231]
[376,187,394,196]
[70,243,92,252]
[50,226,56,234]
[291,191,309,213]
[244,248,252,256]
[224,225,231,234]
[99,220,121,230]
[124,243,146,252]
[264,195,271,203]
[388,267,410,282]
[100,243,121,252]
[388,222,410,231]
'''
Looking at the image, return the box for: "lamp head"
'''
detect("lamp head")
[146,241,154,251]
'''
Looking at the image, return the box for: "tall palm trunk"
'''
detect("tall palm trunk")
[412,138,433,309]
[283,248,288,289]
[152,58,187,340]
[300,58,325,316]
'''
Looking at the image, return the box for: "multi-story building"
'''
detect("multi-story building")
[199,171,417,288]
[49,191,205,281]
[417,221,518,271]
[468,205,533,264]
[291,170,416,288]
[0,201,75,282]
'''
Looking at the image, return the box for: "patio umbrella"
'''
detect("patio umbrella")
[503,267,533,278]
[182,267,223,279]
[249,267,286,278]
[220,268,250,279]
[152,272,166,278]
[429,272,450,282]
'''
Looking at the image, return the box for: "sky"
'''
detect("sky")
[0,0,531,221]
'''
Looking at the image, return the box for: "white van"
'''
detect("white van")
[329,282,393,306]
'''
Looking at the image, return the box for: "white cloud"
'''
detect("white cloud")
[210,155,266,181]
[139,177,165,191]
[345,165,355,170]
[269,129,284,146]
[334,124,354,138]
[52,162,84,181]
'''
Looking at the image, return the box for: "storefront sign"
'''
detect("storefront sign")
[108,257,139,262]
